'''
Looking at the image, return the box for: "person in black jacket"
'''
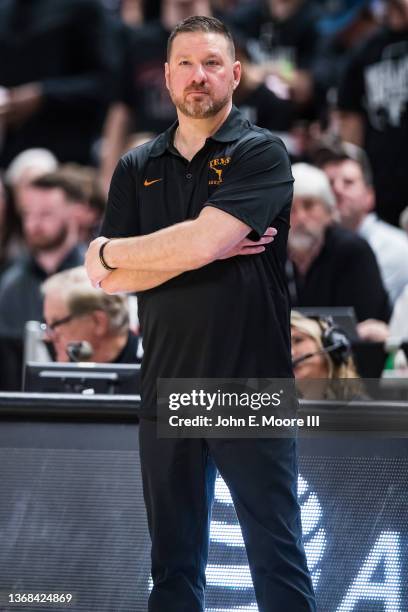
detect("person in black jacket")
[287,162,391,322]
[0,0,116,166]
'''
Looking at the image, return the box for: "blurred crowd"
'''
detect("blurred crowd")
[0,0,407,389]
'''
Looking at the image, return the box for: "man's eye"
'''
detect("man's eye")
[207,60,219,66]
[179,60,190,65]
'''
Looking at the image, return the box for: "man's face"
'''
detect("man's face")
[268,0,303,21]
[19,187,71,252]
[43,293,98,362]
[387,0,408,30]
[323,160,374,231]
[165,31,241,119]
[165,0,212,21]
[289,196,332,252]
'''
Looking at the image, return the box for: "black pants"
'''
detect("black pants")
[139,420,316,612]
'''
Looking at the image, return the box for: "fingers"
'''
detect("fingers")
[241,235,274,248]
[238,246,266,255]
[264,227,277,237]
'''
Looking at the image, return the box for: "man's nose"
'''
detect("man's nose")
[291,207,307,226]
[189,63,207,84]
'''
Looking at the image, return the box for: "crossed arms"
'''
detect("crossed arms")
[85,206,275,293]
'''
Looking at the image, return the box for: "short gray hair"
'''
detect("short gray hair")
[292,162,336,211]
[42,266,129,335]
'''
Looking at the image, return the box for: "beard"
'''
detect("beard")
[169,83,233,119]
[28,225,69,254]
[288,227,323,254]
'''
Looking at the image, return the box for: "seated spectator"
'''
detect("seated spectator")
[0,173,84,339]
[286,162,391,322]
[316,141,408,304]
[291,310,361,400]
[42,266,142,364]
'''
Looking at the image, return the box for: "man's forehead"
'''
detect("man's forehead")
[293,196,323,207]
[22,186,65,205]
[170,31,229,57]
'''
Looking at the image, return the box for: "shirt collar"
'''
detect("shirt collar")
[358,212,377,237]
[149,105,249,158]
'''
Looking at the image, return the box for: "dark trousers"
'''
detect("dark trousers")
[139,419,316,612]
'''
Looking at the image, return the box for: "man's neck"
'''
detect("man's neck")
[34,232,78,275]
[92,333,128,363]
[289,237,324,277]
[175,103,232,161]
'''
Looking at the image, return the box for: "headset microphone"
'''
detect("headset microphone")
[66,341,94,362]
[292,343,346,368]
[292,317,351,369]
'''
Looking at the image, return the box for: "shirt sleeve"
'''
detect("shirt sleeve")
[205,135,294,239]
[99,155,140,238]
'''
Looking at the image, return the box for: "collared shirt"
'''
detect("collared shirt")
[358,213,408,304]
[101,106,294,413]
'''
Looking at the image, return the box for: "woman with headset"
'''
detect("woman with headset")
[291,310,361,400]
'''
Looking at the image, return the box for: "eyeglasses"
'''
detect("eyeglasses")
[40,314,76,335]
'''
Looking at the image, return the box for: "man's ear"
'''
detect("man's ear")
[92,310,110,337]
[232,60,241,91]
[164,62,170,92]
[365,186,375,213]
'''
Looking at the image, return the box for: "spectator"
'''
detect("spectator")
[317,141,408,304]
[286,162,391,322]
[291,310,361,400]
[0,173,84,339]
[232,37,295,133]
[337,0,408,226]
[42,266,142,363]
[312,0,378,124]
[101,0,213,192]
[0,0,115,166]
[4,148,58,212]
[227,0,321,106]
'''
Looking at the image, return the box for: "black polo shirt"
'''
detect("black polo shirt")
[101,106,294,413]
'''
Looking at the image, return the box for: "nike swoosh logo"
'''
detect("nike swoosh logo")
[144,178,163,187]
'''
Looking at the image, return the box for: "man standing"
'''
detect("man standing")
[86,16,315,611]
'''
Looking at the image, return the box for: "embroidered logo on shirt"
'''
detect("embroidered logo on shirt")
[144,178,163,187]
[208,157,231,185]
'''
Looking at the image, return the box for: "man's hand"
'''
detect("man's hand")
[0,83,43,126]
[219,227,277,259]
[85,236,112,287]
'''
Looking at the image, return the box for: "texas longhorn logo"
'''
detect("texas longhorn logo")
[208,157,231,185]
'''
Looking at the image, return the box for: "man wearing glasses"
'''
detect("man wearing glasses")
[41,266,141,364]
